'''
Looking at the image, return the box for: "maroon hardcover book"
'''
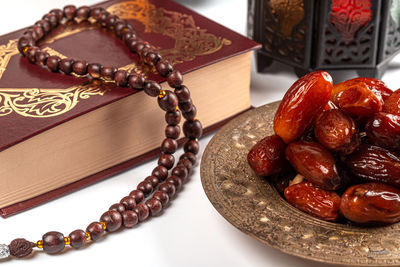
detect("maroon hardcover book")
[0,0,259,217]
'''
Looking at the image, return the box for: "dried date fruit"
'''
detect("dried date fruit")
[347,145,400,187]
[314,109,360,155]
[274,71,332,144]
[285,141,341,190]
[340,182,400,224]
[284,181,341,221]
[366,112,400,153]
[247,134,286,176]
[383,89,400,115]
[331,77,387,118]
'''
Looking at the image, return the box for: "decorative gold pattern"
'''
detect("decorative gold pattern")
[0,0,230,118]
[201,101,400,266]
[268,0,304,37]
[0,81,112,118]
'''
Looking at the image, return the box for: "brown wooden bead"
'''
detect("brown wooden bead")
[158,91,178,111]
[132,41,150,54]
[50,9,63,22]
[137,180,153,195]
[109,203,125,213]
[98,11,110,27]
[166,175,182,191]
[123,32,137,43]
[156,60,173,77]
[165,125,180,139]
[72,60,88,75]
[63,5,76,20]
[144,81,162,97]
[144,175,160,187]
[90,7,105,20]
[101,66,117,80]
[134,203,150,222]
[128,73,145,89]
[114,70,129,87]
[76,6,91,20]
[158,182,176,198]
[165,110,181,126]
[17,36,34,54]
[35,19,51,33]
[183,105,197,121]
[161,138,178,154]
[43,13,58,28]
[129,189,145,203]
[59,58,74,74]
[100,210,122,232]
[175,86,191,102]
[46,55,60,72]
[35,51,49,66]
[172,165,188,181]
[178,99,193,113]
[25,46,39,63]
[105,15,118,28]
[180,152,196,165]
[86,222,105,241]
[114,21,127,37]
[153,191,169,207]
[151,165,168,181]
[88,63,102,79]
[126,38,140,52]
[23,29,38,42]
[122,210,139,228]
[167,70,183,88]
[42,231,65,254]
[183,120,203,139]
[178,158,193,171]
[158,153,175,169]
[8,238,35,258]
[146,198,163,216]
[120,196,136,210]
[69,229,87,249]
[184,139,199,154]
[145,51,161,65]
[32,25,44,40]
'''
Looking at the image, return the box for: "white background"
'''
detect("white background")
[1,1,400,266]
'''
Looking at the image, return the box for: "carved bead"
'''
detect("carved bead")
[183,120,203,139]
[133,203,150,222]
[122,210,139,228]
[42,231,65,254]
[153,191,169,207]
[109,203,126,213]
[146,198,163,216]
[151,166,168,181]
[167,70,183,88]
[158,153,175,169]
[86,222,105,241]
[8,238,34,258]
[100,210,122,232]
[69,229,87,249]
[129,189,145,203]
[46,55,60,72]
[59,58,74,74]
[120,196,136,210]
[72,60,88,75]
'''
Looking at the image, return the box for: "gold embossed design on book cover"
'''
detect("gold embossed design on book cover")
[0,0,231,118]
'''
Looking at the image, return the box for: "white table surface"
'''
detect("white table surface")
[1,1,400,266]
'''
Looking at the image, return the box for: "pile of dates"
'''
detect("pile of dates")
[247,71,400,225]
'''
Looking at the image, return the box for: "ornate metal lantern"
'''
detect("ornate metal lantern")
[247,0,400,78]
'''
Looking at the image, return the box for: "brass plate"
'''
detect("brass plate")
[200,101,400,266]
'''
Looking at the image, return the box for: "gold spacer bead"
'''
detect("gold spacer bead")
[85,232,91,241]
[158,90,166,98]
[100,221,107,230]
[195,138,199,142]
[23,46,29,54]
[193,117,197,121]
[64,236,71,245]
[36,240,43,249]
[174,106,178,112]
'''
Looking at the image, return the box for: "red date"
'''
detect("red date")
[284,181,341,221]
[285,141,341,190]
[315,109,360,155]
[274,71,332,144]
[340,182,400,224]
[383,89,400,115]
[366,112,400,153]
[247,134,286,176]
[347,145,400,187]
